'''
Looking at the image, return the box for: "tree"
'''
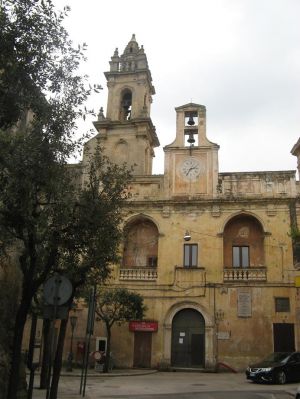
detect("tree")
[0,0,101,132]
[95,288,146,373]
[0,255,22,399]
[0,1,130,398]
[48,148,132,399]
[0,136,131,398]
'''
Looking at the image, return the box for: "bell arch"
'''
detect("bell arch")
[119,88,133,121]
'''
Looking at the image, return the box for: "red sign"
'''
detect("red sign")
[129,321,158,332]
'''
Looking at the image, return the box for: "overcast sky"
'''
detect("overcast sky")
[53,0,300,175]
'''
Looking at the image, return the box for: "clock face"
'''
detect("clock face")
[180,158,202,180]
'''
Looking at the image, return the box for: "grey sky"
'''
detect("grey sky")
[53,0,300,175]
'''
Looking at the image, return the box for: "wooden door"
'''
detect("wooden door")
[191,333,205,366]
[273,323,295,352]
[171,309,205,368]
[133,332,152,368]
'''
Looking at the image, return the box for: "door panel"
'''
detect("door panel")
[171,328,189,367]
[133,332,152,368]
[171,309,205,368]
[273,323,295,352]
[191,334,204,366]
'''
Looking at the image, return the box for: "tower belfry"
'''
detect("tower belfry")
[163,103,220,197]
[91,35,159,175]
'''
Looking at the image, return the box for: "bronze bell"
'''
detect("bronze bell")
[187,133,195,144]
[187,115,195,126]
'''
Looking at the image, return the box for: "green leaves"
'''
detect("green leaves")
[0,0,94,145]
[95,288,146,327]
[0,0,133,298]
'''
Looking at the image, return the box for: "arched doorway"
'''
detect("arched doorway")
[171,308,205,368]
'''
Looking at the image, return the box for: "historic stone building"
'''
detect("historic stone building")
[74,35,300,371]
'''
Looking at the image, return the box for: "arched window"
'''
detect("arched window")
[223,214,265,268]
[123,219,158,268]
[120,90,132,121]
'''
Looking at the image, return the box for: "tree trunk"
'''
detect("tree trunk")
[49,318,68,399]
[7,295,31,399]
[103,324,111,373]
[40,318,51,389]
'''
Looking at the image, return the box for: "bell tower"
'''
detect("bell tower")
[91,35,159,175]
[164,103,220,197]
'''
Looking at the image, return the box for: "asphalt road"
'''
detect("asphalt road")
[92,392,292,399]
[97,394,291,399]
[31,371,298,399]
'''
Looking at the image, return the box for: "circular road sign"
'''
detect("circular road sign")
[43,275,73,306]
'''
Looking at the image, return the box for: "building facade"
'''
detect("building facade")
[75,35,300,371]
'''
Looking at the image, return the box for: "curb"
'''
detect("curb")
[28,368,158,379]
[61,369,158,378]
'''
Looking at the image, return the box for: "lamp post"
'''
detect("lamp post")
[66,315,77,371]
[184,230,191,241]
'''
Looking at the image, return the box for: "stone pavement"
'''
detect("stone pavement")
[30,370,299,399]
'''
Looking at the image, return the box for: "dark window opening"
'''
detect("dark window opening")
[184,244,198,267]
[120,91,132,121]
[293,242,300,264]
[275,297,290,312]
[148,256,157,267]
[233,246,249,268]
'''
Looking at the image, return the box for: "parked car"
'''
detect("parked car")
[246,352,300,384]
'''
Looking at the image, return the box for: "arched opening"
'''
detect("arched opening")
[223,214,265,268]
[171,308,205,368]
[120,90,132,121]
[123,219,158,268]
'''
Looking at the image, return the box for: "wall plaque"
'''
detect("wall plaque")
[217,331,230,340]
[238,291,252,317]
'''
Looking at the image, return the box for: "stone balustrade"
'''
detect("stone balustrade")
[223,267,267,282]
[119,268,158,281]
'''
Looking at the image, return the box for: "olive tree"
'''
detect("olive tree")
[0,1,131,398]
[95,288,146,373]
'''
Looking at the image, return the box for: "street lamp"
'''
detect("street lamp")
[66,315,77,372]
[184,230,191,241]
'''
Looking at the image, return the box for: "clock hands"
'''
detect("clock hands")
[185,166,198,176]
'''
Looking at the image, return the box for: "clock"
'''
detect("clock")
[180,157,202,180]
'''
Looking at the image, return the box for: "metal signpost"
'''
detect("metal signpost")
[79,286,96,397]
[43,274,73,399]
[27,313,39,399]
[66,315,78,371]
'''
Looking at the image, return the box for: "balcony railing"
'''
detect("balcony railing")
[223,267,267,282]
[119,267,157,281]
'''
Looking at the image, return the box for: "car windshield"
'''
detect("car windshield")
[261,352,291,364]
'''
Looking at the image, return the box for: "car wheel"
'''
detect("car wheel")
[276,370,286,384]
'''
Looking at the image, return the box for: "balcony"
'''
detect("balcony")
[119,267,157,281]
[223,267,267,282]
